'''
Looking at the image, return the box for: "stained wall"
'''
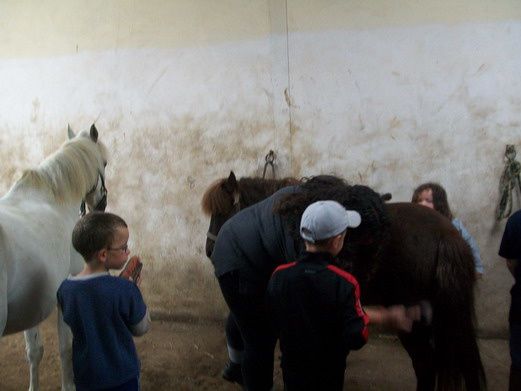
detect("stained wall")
[1,0,520,335]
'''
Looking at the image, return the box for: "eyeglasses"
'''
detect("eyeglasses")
[108,244,129,253]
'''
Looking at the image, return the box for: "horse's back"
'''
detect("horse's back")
[386,202,457,237]
[386,202,468,260]
[369,202,474,303]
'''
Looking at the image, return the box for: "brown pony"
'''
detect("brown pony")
[201,172,486,391]
[201,171,301,258]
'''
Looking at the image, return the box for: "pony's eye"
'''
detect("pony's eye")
[103,161,107,167]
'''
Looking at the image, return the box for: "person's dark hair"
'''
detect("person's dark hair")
[411,182,453,220]
[275,175,390,252]
[72,211,128,261]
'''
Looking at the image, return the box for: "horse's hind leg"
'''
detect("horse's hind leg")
[399,324,436,391]
[57,305,75,391]
[24,326,44,391]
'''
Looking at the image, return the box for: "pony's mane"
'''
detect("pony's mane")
[201,178,228,216]
[237,177,300,207]
[11,131,107,204]
[201,176,300,216]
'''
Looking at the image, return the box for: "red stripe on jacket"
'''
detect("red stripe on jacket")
[327,264,369,342]
[272,261,297,276]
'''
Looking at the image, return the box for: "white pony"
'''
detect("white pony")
[0,125,108,391]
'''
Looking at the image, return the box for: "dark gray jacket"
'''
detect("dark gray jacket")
[211,185,300,285]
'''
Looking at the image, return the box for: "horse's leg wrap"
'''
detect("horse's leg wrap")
[24,327,43,391]
[57,306,75,391]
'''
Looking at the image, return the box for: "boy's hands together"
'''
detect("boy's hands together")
[119,256,143,286]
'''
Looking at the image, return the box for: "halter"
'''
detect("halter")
[206,191,241,243]
[206,231,218,242]
[80,170,108,216]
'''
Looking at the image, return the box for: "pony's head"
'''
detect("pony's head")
[14,124,109,213]
[201,171,241,258]
[67,124,108,213]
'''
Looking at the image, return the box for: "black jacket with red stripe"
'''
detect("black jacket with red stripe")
[267,252,369,371]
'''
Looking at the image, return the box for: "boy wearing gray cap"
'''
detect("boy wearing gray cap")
[267,200,419,391]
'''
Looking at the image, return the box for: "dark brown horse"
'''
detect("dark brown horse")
[201,171,301,258]
[201,172,486,391]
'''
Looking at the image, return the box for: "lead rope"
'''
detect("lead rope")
[262,150,276,179]
[497,145,521,220]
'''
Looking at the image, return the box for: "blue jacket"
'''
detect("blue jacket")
[452,218,484,274]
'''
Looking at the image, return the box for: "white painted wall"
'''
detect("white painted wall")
[1,0,520,334]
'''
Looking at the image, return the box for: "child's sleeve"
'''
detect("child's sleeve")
[129,308,150,336]
[120,282,149,336]
[339,281,369,351]
[454,219,484,274]
[326,265,369,351]
[499,213,521,260]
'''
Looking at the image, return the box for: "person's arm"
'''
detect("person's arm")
[365,305,421,333]
[506,258,518,278]
[453,219,484,278]
[123,278,150,337]
[130,308,151,336]
[499,212,521,280]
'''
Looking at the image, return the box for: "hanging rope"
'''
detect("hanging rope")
[497,144,521,220]
[262,150,276,179]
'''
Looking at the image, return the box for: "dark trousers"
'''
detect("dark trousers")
[283,365,345,391]
[226,311,244,353]
[218,270,277,391]
[510,322,521,391]
[76,377,139,391]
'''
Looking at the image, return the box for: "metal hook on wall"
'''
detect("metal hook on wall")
[262,150,276,179]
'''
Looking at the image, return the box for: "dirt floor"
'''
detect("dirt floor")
[0,310,510,391]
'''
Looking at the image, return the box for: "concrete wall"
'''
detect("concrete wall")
[1,0,520,335]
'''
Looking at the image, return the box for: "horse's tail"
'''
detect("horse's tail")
[433,234,486,390]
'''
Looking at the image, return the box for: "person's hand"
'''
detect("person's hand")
[385,304,420,333]
[119,256,143,286]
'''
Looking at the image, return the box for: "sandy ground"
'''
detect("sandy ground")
[0,310,510,391]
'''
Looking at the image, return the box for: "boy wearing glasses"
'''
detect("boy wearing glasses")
[57,211,150,391]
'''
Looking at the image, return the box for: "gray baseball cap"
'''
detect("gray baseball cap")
[300,200,362,243]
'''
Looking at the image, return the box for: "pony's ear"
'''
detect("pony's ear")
[89,124,98,143]
[223,171,238,193]
[67,124,76,139]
